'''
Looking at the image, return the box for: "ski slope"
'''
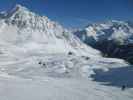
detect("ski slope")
[0,71,133,100]
[0,51,132,100]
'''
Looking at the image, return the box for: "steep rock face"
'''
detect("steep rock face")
[74,20,133,63]
[0,4,100,56]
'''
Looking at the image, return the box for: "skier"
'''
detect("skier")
[42,62,47,68]
[38,61,42,65]
[85,57,90,60]
[121,85,126,91]
[43,63,46,66]
[68,51,73,55]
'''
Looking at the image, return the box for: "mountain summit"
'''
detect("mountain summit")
[0,4,101,56]
[9,4,28,14]
[0,4,28,18]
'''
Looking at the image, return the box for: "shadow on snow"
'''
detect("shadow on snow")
[91,66,133,88]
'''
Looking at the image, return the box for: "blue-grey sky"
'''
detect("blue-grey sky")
[0,0,133,28]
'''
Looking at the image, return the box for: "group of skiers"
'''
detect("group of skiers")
[38,61,47,68]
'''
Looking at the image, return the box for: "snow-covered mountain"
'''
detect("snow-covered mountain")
[0,5,132,100]
[74,20,133,63]
[0,4,101,56]
[0,4,127,77]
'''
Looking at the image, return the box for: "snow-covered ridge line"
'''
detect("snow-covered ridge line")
[0,4,132,100]
[74,20,133,63]
[0,4,101,57]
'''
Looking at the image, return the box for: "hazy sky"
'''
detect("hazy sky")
[0,0,133,28]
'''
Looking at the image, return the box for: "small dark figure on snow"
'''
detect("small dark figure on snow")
[121,85,126,91]
[68,51,73,55]
[43,63,46,66]
[85,57,90,60]
[38,61,42,65]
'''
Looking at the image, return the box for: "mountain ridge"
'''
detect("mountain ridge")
[74,20,133,63]
[0,4,102,57]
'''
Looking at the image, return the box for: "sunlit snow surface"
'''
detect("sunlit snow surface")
[0,5,132,100]
[0,47,132,100]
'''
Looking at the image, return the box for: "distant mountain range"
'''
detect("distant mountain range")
[74,20,133,63]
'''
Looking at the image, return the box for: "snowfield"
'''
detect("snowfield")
[0,51,132,100]
[0,4,132,100]
[0,76,133,100]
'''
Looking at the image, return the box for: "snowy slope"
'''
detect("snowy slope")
[0,76,133,100]
[0,4,100,57]
[0,5,132,100]
[0,5,128,77]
